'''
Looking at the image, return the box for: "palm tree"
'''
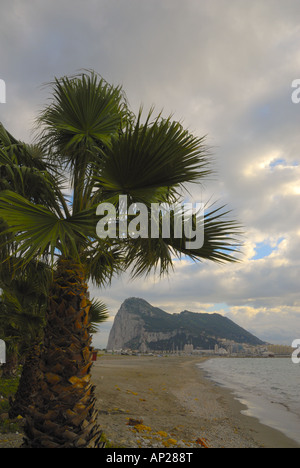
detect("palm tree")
[0,260,50,376]
[0,125,60,379]
[0,71,242,448]
[7,295,108,419]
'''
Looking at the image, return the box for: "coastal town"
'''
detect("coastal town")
[106,342,293,358]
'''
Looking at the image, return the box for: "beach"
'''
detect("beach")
[91,354,299,448]
[1,354,299,449]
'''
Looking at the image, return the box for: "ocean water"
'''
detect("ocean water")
[198,358,300,445]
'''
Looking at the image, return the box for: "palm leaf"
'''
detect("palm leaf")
[84,239,125,287]
[0,122,50,172]
[89,299,109,334]
[0,125,69,217]
[122,204,242,278]
[37,71,130,163]
[95,108,211,204]
[0,191,97,265]
[166,205,243,263]
[36,71,131,215]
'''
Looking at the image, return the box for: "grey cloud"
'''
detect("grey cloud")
[1,0,300,345]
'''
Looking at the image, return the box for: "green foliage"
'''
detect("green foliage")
[0,374,22,434]
[96,108,211,201]
[0,70,243,363]
[0,375,20,398]
[89,299,109,334]
[0,70,242,281]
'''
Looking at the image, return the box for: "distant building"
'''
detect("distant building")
[184,344,194,354]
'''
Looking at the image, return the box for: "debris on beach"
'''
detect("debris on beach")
[125,417,208,448]
[126,418,144,427]
[195,437,210,448]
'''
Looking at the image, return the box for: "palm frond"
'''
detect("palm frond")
[0,122,49,171]
[121,203,242,278]
[0,125,70,218]
[0,191,97,265]
[83,239,125,287]
[36,71,130,163]
[95,108,211,204]
[166,205,243,264]
[36,71,131,215]
[89,299,109,334]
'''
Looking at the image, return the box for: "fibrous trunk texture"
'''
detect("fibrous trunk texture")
[9,343,43,419]
[22,259,103,448]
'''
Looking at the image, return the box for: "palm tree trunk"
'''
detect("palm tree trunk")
[9,343,43,419]
[1,350,18,377]
[23,259,103,448]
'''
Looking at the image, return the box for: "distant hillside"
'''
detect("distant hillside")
[107,298,264,352]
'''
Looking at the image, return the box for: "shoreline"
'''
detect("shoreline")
[1,354,298,448]
[92,355,300,448]
[197,367,300,449]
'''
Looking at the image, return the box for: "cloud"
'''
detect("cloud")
[227,305,300,345]
[1,0,300,346]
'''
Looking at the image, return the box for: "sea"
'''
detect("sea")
[198,357,300,445]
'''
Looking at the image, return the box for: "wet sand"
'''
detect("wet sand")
[92,354,300,448]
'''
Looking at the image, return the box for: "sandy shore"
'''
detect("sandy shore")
[1,354,299,448]
[92,354,300,448]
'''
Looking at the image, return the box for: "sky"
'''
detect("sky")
[1,0,300,347]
